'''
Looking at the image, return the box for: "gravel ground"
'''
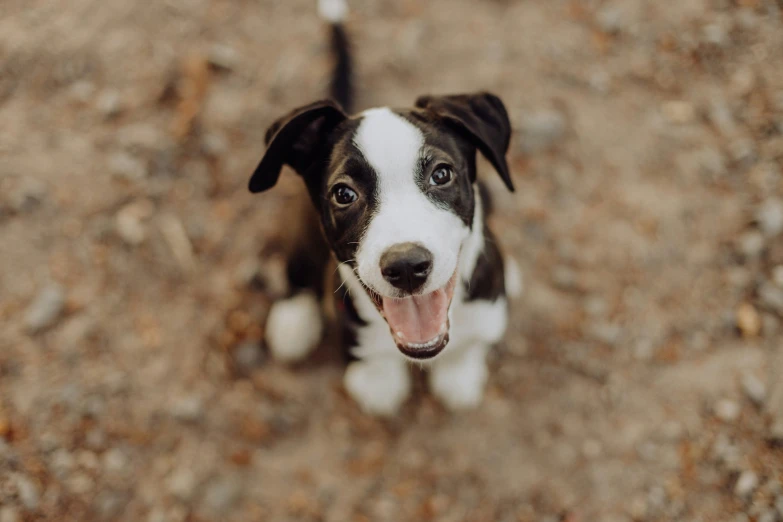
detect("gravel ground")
[1,0,782,521]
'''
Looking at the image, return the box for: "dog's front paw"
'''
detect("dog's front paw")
[265,291,323,363]
[429,347,489,411]
[344,359,411,416]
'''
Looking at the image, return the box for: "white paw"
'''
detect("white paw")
[265,291,323,363]
[344,359,411,416]
[429,347,489,411]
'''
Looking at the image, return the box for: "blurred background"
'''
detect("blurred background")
[1,0,783,520]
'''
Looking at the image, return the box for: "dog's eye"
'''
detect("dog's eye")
[333,184,358,206]
[429,166,453,186]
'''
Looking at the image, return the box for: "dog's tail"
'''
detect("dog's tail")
[318,0,354,113]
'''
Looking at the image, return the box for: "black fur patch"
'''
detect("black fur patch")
[404,111,477,228]
[465,225,506,302]
[319,117,379,265]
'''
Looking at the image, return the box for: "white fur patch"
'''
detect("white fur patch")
[265,291,323,363]
[450,297,508,346]
[429,343,490,410]
[318,0,348,23]
[344,357,411,416]
[353,108,470,298]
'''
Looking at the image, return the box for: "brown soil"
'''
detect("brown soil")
[1,1,782,521]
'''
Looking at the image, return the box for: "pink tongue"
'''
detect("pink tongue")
[382,289,448,345]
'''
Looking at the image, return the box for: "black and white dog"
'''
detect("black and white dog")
[250,0,520,415]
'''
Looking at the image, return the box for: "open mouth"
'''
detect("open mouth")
[363,272,458,360]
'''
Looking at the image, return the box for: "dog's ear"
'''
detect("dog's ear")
[249,100,347,193]
[415,92,514,192]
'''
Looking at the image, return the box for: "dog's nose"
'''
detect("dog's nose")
[380,243,433,294]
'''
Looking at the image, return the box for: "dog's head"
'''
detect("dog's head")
[249,93,513,360]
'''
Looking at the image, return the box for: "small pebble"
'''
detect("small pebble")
[662,100,696,124]
[759,283,783,314]
[584,295,608,317]
[94,490,125,519]
[167,468,198,502]
[647,485,668,512]
[588,69,611,94]
[519,109,567,154]
[96,89,122,118]
[758,510,777,522]
[736,302,761,338]
[729,137,757,165]
[109,151,147,180]
[202,474,243,513]
[738,231,765,259]
[25,284,66,333]
[67,471,95,495]
[115,199,155,246]
[12,474,40,510]
[587,322,621,345]
[775,494,783,516]
[170,395,204,422]
[201,132,228,158]
[633,339,655,361]
[741,373,766,406]
[735,470,759,498]
[703,23,730,47]
[208,44,239,71]
[67,80,96,103]
[233,341,265,375]
[757,199,783,237]
[695,146,727,178]
[735,8,759,30]
[708,96,736,136]
[714,398,741,422]
[102,448,129,475]
[9,178,47,213]
[596,4,625,33]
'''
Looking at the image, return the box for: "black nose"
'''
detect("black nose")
[380,243,434,294]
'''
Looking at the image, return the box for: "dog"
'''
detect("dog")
[250,0,520,415]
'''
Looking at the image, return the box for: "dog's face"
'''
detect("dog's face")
[249,93,513,359]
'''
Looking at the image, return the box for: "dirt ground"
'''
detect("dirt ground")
[1,0,783,520]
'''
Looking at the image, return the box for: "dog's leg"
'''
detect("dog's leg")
[344,354,411,416]
[429,343,490,411]
[266,290,324,363]
[265,198,330,363]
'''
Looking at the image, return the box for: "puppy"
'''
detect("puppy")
[251,0,519,415]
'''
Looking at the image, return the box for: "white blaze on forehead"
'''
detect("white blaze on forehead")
[353,108,470,297]
[353,108,424,180]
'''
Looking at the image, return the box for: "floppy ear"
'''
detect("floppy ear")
[415,92,514,192]
[248,100,347,193]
